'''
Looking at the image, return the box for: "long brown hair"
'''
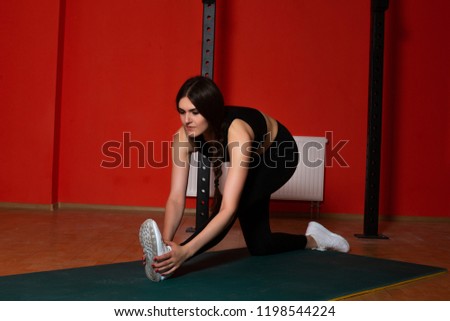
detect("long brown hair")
[176,76,226,215]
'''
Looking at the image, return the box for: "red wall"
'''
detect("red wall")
[58,0,201,206]
[380,0,450,217]
[1,0,449,218]
[0,0,61,205]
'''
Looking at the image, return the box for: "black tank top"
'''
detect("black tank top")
[221,106,267,161]
[223,106,267,144]
[194,106,268,162]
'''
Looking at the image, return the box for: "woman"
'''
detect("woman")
[139,76,349,282]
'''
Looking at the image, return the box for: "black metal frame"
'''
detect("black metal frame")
[187,0,216,233]
[191,0,390,238]
[201,0,216,79]
[356,0,389,239]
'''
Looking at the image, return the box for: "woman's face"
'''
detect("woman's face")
[178,97,209,138]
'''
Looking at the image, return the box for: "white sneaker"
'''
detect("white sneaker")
[139,219,172,282]
[306,221,350,253]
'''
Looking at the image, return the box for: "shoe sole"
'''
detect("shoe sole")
[306,221,350,253]
[139,219,163,282]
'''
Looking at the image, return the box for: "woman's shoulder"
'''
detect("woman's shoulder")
[173,126,188,141]
[227,118,254,142]
[172,126,195,152]
[225,106,264,140]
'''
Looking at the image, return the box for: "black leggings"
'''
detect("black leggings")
[181,122,307,256]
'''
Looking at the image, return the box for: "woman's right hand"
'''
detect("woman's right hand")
[153,241,191,277]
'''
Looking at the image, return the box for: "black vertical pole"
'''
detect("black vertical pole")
[201,0,216,80]
[189,0,216,232]
[356,0,389,239]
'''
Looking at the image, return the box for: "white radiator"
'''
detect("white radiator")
[186,136,327,202]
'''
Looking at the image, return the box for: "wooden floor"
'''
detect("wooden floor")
[0,207,449,300]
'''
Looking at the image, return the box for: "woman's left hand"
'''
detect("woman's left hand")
[153,241,190,276]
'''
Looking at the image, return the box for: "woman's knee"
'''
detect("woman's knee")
[246,240,273,256]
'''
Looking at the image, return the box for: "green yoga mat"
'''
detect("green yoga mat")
[0,249,446,301]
